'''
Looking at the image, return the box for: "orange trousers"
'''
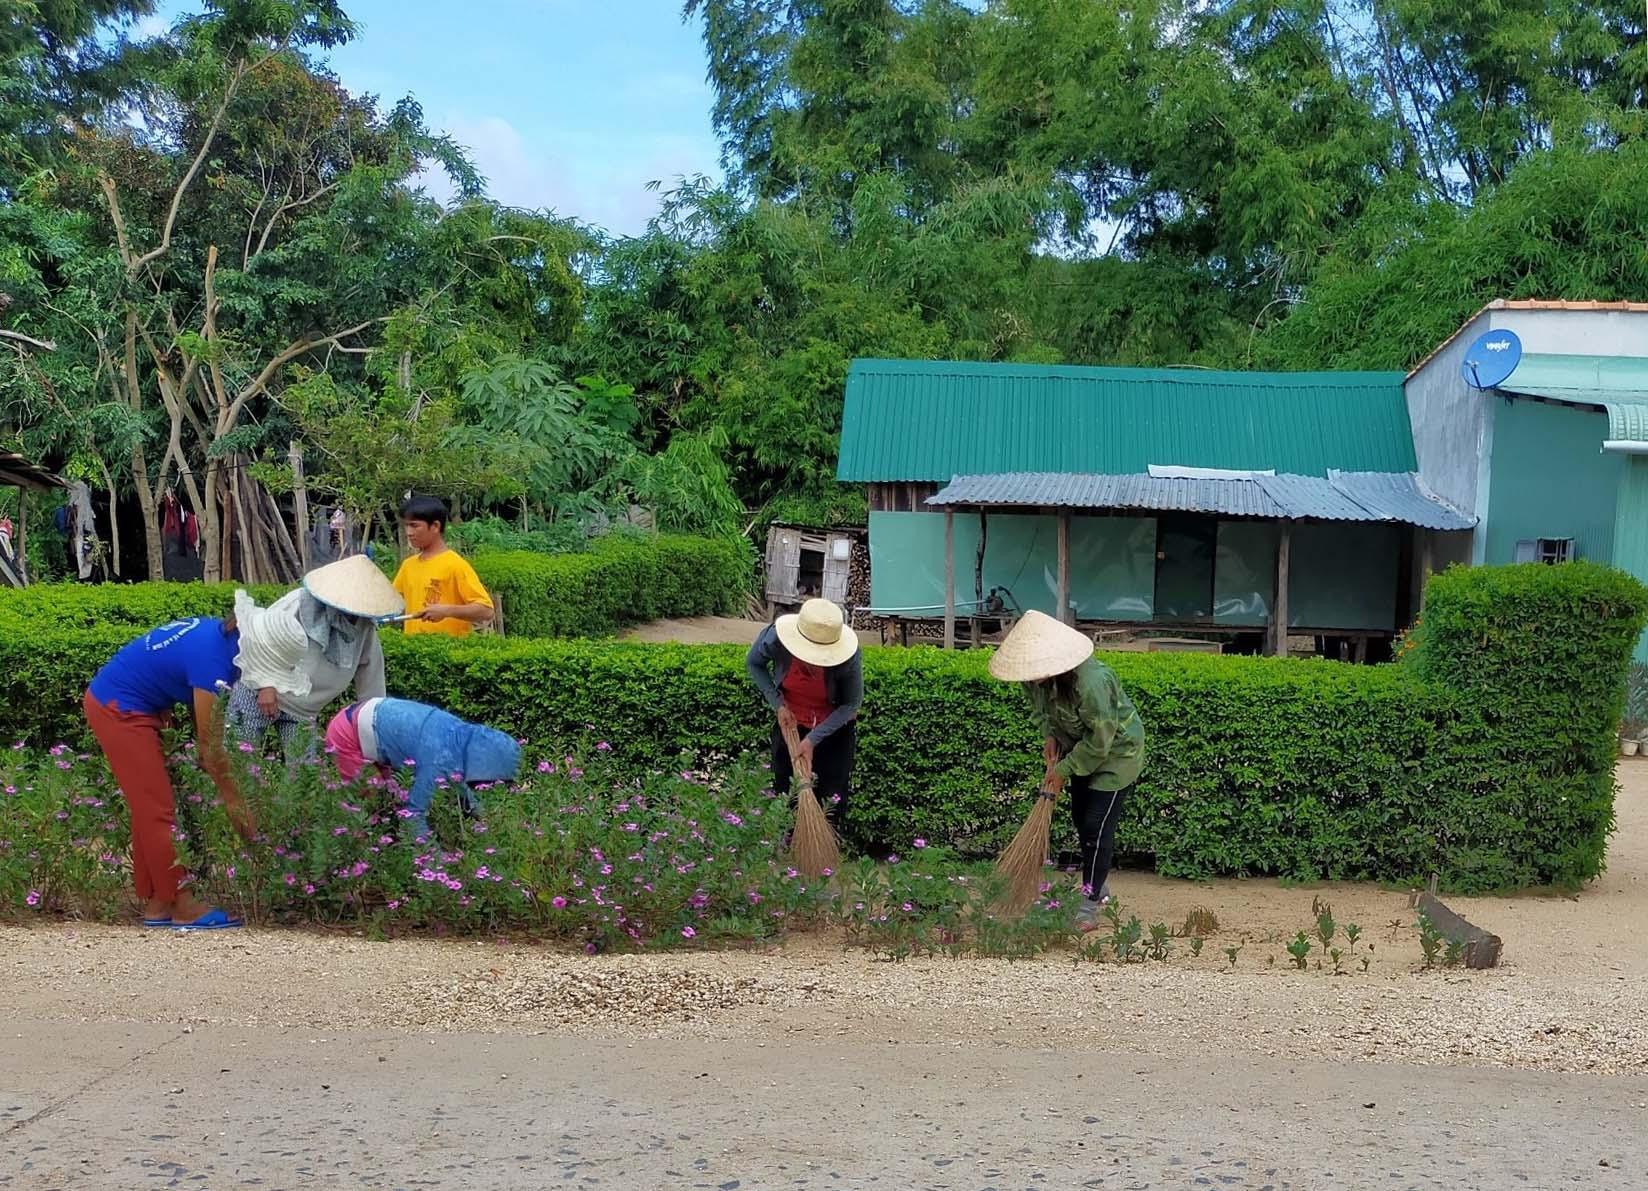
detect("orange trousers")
[83,690,185,903]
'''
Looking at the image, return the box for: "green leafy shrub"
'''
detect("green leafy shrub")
[0,532,751,639]
[3,562,1642,892]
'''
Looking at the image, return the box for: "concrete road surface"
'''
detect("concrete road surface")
[2,1022,1643,1190]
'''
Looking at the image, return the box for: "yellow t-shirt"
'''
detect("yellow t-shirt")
[393,549,493,637]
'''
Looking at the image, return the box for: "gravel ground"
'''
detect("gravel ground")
[7,767,1647,1078]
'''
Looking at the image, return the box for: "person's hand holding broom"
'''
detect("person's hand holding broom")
[781,712,841,879]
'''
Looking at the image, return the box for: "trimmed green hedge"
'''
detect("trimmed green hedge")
[4,561,1642,891]
[0,533,749,639]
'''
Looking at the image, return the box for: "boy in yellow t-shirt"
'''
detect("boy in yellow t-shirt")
[393,495,494,638]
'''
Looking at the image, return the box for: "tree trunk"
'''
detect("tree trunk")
[202,460,225,584]
[96,459,121,578]
[289,440,310,573]
[131,442,164,581]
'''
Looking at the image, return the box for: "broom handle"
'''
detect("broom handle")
[779,714,815,791]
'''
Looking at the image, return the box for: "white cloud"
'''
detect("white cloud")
[132,12,170,39]
[420,113,719,238]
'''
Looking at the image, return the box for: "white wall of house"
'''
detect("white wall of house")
[1406,305,1648,566]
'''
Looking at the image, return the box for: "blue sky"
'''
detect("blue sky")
[137,2,723,237]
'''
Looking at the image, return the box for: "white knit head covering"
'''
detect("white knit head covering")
[233,588,315,698]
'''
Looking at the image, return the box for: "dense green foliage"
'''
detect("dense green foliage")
[6,0,1648,569]
[0,533,749,637]
[6,563,1643,892]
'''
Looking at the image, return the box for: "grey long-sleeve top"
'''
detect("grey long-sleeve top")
[745,623,862,744]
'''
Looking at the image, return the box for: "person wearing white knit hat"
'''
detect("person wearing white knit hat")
[990,610,1145,929]
[226,555,402,761]
[746,598,862,830]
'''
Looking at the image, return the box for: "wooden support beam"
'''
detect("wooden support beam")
[15,490,27,585]
[1419,529,1434,612]
[1057,509,1071,625]
[1411,889,1503,969]
[972,511,987,647]
[943,508,956,650]
[1271,521,1291,656]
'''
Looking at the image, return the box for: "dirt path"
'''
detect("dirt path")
[4,1025,1643,1190]
[4,771,1648,1187]
[619,615,765,645]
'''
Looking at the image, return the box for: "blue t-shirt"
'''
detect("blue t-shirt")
[88,617,242,715]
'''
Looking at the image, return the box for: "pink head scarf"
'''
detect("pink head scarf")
[325,705,368,782]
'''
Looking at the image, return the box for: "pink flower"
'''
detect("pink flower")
[283,873,297,886]
[25,890,41,907]
[596,741,612,752]
[303,883,316,896]
[551,896,568,909]
[913,838,927,849]
[681,926,696,939]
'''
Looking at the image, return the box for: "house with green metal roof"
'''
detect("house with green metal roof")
[1403,299,1648,657]
[838,358,1472,657]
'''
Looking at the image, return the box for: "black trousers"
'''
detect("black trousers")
[770,720,857,826]
[1070,779,1130,900]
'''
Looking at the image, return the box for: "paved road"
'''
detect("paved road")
[2,1022,1643,1190]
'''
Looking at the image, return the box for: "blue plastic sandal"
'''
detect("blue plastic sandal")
[171,908,243,932]
[141,916,173,928]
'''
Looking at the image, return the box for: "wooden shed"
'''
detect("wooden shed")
[762,522,867,613]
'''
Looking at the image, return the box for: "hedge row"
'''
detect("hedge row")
[3,561,1642,892]
[0,532,750,639]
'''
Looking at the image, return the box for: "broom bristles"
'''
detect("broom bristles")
[791,781,841,878]
[780,716,841,879]
[994,793,1057,914]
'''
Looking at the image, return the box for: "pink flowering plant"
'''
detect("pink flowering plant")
[836,842,1078,961]
[0,743,133,919]
[4,737,835,950]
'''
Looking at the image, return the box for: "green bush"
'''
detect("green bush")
[4,562,1642,892]
[0,532,750,638]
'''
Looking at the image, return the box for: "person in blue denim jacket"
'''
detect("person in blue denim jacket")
[326,698,520,839]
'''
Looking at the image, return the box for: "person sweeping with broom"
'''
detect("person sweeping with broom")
[746,598,861,862]
[989,610,1145,929]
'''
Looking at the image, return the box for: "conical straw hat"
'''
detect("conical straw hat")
[302,554,404,620]
[988,609,1094,682]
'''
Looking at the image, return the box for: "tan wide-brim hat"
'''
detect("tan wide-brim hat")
[302,555,404,620]
[988,609,1094,682]
[776,598,860,668]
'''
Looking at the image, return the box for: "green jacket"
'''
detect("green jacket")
[1026,657,1145,790]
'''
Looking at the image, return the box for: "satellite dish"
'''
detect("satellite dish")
[1460,329,1523,390]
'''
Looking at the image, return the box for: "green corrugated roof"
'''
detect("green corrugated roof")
[836,359,1416,482]
[1496,354,1648,445]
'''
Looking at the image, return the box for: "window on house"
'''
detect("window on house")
[1514,538,1574,565]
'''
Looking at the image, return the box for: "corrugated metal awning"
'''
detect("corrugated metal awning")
[926,470,1474,530]
[0,450,64,491]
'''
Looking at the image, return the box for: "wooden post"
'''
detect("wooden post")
[15,489,27,586]
[1419,529,1434,612]
[290,440,311,574]
[1056,509,1071,625]
[972,511,987,646]
[943,509,956,650]
[1272,520,1291,657]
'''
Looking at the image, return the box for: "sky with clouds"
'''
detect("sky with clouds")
[136,1,723,237]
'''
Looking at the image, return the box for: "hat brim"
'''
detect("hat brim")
[987,612,1095,682]
[775,614,860,667]
[302,557,404,620]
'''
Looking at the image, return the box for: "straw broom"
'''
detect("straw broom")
[781,717,841,878]
[993,738,1062,913]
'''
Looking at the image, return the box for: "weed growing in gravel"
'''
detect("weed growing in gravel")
[1180,906,1219,937]
[1224,944,1242,969]
[1416,913,1445,969]
[1287,931,1312,970]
